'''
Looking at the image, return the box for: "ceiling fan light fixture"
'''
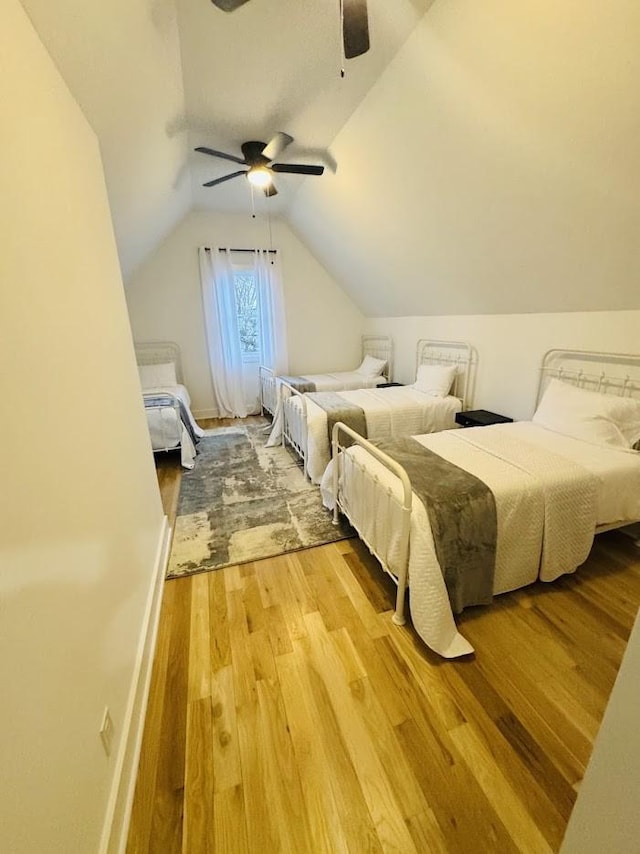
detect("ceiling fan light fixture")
[247,166,272,188]
[196,133,324,195]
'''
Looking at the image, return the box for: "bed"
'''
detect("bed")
[322,348,640,658]
[135,341,204,469]
[259,334,394,418]
[270,339,475,484]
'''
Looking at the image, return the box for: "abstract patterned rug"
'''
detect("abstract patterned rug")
[166,417,353,578]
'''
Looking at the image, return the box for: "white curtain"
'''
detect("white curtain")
[255,250,288,374]
[199,247,248,418]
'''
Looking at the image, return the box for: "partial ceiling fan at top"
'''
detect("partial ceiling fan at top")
[195,132,325,197]
[209,0,370,59]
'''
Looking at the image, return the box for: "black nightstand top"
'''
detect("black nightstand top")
[456,409,513,428]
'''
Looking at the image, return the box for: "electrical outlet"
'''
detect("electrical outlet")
[99,707,114,757]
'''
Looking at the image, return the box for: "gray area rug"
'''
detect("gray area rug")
[166,418,353,578]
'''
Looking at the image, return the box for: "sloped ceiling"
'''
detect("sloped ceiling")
[290,0,640,316]
[180,0,434,214]
[19,0,432,277]
[19,0,193,281]
[18,0,640,314]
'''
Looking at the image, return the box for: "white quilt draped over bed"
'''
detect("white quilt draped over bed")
[266,373,388,447]
[144,384,204,469]
[271,386,460,483]
[322,422,610,657]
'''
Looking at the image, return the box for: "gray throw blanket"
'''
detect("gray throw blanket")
[280,375,316,393]
[307,391,367,447]
[375,436,497,614]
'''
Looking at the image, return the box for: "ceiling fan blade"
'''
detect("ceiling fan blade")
[195,146,246,165]
[343,0,370,59]
[271,163,325,175]
[263,182,278,198]
[202,170,247,187]
[210,0,251,11]
[262,132,294,162]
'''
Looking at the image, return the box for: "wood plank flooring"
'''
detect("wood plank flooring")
[127,442,640,853]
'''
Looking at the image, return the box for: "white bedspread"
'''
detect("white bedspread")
[322,422,640,658]
[266,373,387,447]
[302,371,387,392]
[273,386,461,483]
[143,384,204,469]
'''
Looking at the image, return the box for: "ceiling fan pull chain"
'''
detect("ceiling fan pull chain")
[268,210,274,259]
[250,183,256,218]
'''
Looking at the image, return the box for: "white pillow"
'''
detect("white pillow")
[356,354,387,378]
[137,361,177,389]
[413,364,457,397]
[532,378,640,449]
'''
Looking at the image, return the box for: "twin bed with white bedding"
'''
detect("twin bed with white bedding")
[135,341,204,469]
[322,349,640,658]
[259,334,394,418]
[270,339,474,483]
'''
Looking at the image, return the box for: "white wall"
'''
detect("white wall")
[125,209,365,417]
[291,0,640,318]
[21,0,192,281]
[0,3,166,851]
[365,311,640,420]
[560,608,640,852]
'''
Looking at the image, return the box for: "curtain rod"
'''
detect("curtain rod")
[204,246,277,254]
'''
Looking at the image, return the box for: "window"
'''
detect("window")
[199,245,286,417]
[233,269,261,359]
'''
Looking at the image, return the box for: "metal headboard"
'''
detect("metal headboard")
[363,335,394,382]
[134,340,184,385]
[415,339,475,409]
[536,349,640,407]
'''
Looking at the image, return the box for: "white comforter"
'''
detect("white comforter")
[143,384,204,469]
[321,422,640,658]
[271,386,461,483]
[301,371,387,392]
[266,373,387,444]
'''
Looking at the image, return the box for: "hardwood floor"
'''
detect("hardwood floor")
[127,447,640,853]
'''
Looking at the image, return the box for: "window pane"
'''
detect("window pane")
[234,271,260,355]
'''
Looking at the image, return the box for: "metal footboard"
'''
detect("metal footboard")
[143,392,183,453]
[280,380,308,476]
[259,365,278,417]
[331,421,413,626]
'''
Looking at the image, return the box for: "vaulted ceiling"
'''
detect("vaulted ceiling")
[20,0,431,274]
[18,0,640,316]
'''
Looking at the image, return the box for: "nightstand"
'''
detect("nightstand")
[455,409,513,428]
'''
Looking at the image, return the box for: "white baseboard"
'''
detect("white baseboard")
[192,408,263,421]
[192,407,220,420]
[99,516,172,854]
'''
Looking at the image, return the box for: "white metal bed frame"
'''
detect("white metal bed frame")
[134,340,186,454]
[415,338,474,411]
[536,348,640,406]
[134,340,184,384]
[330,347,640,628]
[281,338,473,477]
[259,334,395,418]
